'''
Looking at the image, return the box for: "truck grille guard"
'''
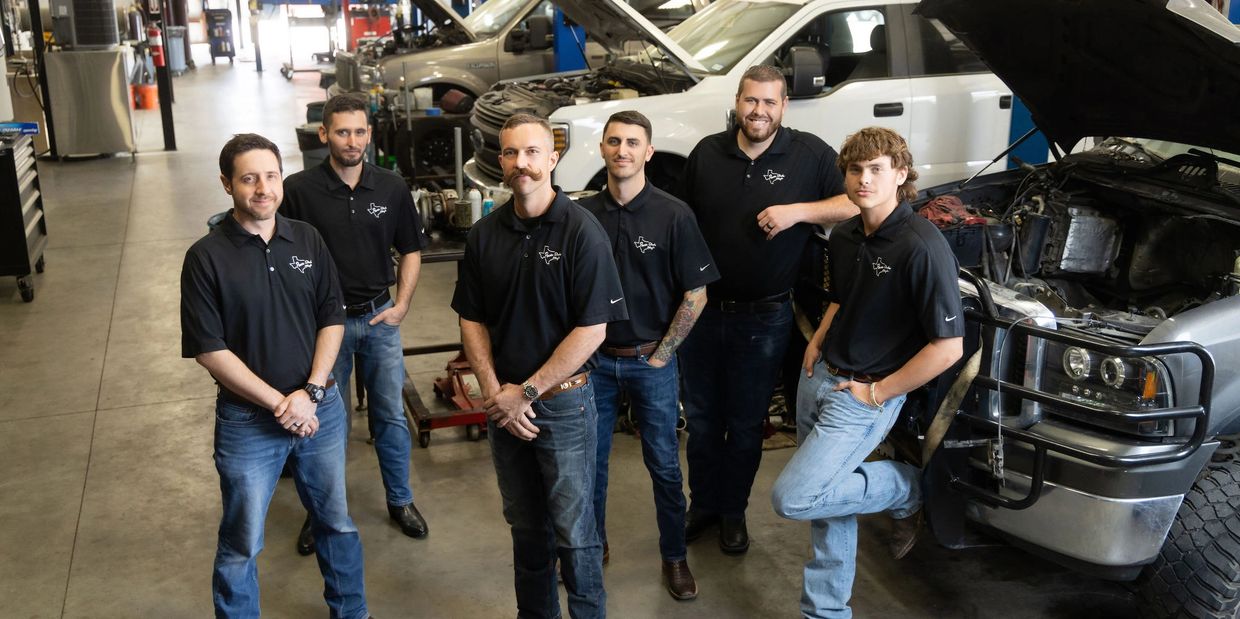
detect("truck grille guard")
[949,268,1216,510]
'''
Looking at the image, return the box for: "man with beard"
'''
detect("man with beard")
[677,64,855,554]
[453,113,626,618]
[281,93,429,555]
[579,110,718,600]
[181,133,368,618]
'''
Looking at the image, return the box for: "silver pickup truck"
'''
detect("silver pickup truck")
[892,1,1240,617]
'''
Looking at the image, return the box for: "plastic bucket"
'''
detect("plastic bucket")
[132,83,158,110]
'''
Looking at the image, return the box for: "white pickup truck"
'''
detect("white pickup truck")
[464,0,1014,199]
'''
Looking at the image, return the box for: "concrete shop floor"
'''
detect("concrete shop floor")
[0,48,1138,618]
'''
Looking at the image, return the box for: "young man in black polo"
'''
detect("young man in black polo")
[770,127,964,618]
[452,113,627,618]
[181,134,369,619]
[281,93,429,555]
[677,64,855,554]
[579,110,717,601]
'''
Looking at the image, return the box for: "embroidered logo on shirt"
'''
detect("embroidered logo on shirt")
[610,297,624,304]
[368,203,387,218]
[945,315,958,322]
[764,169,786,184]
[538,246,562,265]
[289,256,313,273]
[699,263,710,271]
[871,257,891,277]
[634,236,657,253]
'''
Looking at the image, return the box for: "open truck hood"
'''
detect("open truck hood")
[917,0,1240,155]
[557,0,707,73]
[410,0,474,40]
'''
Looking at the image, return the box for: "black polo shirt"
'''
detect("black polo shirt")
[823,202,964,376]
[451,188,628,385]
[280,160,427,306]
[580,182,719,346]
[680,127,845,301]
[181,212,346,403]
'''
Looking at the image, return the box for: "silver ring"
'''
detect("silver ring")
[292,421,302,428]
[765,223,773,230]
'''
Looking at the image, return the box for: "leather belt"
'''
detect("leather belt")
[825,363,886,384]
[539,372,589,400]
[346,289,391,317]
[600,342,659,358]
[711,290,791,314]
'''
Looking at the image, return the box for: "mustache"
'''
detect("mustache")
[503,165,545,185]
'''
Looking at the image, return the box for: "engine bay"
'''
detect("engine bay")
[942,142,1240,336]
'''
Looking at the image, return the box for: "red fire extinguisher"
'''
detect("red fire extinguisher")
[148,24,165,68]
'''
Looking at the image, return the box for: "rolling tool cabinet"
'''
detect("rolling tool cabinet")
[0,135,47,302]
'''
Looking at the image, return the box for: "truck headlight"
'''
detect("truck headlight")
[1062,347,1091,380]
[551,123,570,155]
[1099,357,1126,388]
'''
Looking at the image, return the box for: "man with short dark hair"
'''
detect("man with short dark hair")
[281,93,429,555]
[677,64,855,554]
[453,112,627,618]
[580,110,718,601]
[771,126,964,618]
[181,133,368,619]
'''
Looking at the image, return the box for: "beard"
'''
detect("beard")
[740,114,780,143]
[503,165,545,187]
[330,148,364,168]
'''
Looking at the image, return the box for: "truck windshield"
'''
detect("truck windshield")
[463,0,528,37]
[656,0,801,74]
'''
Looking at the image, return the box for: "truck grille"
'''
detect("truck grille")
[470,95,507,183]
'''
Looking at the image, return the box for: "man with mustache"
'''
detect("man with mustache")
[281,93,430,555]
[677,64,855,554]
[579,110,718,600]
[453,113,627,618]
[181,133,369,618]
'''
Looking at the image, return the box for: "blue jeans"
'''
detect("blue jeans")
[592,353,687,562]
[770,360,918,619]
[333,299,414,507]
[680,302,793,518]
[213,385,367,619]
[489,383,605,619]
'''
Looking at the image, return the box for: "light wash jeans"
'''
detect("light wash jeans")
[212,385,368,619]
[771,358,919,619]
[332,298,414,507]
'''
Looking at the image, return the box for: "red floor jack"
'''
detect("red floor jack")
[402,349,488,448]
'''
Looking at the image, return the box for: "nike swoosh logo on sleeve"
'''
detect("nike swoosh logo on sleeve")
[945,315,957,322]
[699,264,710,271]
[611,297,624,304]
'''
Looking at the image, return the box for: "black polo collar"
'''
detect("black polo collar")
[319,159,376,192]
[598,180,652,212]
[220,210,295,246]
[727,126,792,161]
[500,186,571,231]
[869,202,915,241]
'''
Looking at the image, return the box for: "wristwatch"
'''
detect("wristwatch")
[521,381,540,401]
[303,383,326,404]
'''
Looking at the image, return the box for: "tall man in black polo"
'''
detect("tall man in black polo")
[677,64,856,554]
[181,133,368,619]
[771,127,964,618]
[580,110,717,601]
[281,93,429,554]
[453,113,627,618]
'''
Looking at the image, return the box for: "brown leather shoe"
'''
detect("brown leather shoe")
[662,559,698,600]
[889,508,923,560]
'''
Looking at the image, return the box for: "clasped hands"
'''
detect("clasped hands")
[484,383,540,441]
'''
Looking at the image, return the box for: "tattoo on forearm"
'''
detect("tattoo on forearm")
[650,289,704,365]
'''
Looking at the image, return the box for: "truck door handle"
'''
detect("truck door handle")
[873,102,904,117]
[1000,95,1013,109]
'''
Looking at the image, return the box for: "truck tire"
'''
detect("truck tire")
[1136,462,1240,618]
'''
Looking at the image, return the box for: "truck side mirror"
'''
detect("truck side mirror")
[526,15,553,51]
[505,15,553,53]
[787,46,827,98]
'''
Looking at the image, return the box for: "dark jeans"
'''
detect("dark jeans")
[592,353,687,562]
[489,383,606,619]
[680,301,793,519]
